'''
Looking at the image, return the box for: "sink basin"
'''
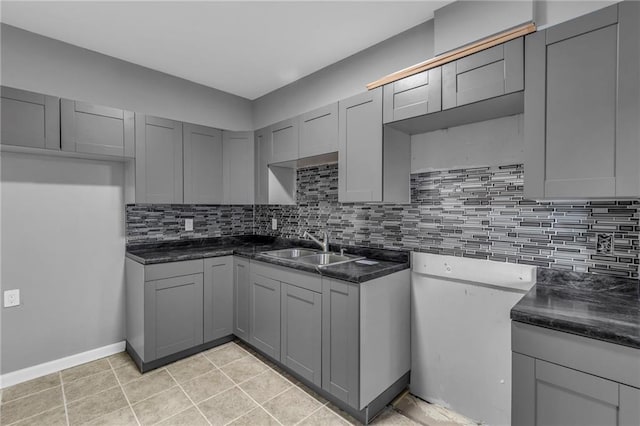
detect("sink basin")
[295,252,365,267]
[261,248,319,259]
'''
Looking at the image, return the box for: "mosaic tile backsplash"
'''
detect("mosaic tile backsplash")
[254,164,640,278]
[126,204,254,244]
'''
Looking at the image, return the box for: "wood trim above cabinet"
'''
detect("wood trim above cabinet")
[366,23,536,90]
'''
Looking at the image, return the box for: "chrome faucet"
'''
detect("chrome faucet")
[303,230,329,252]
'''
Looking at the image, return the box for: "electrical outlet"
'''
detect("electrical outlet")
[596,233,613,254]
[272,218,277,230]
[4,289,20,308]
[185,218,194,231]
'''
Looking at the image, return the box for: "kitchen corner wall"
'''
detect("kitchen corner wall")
[255,163,639,279]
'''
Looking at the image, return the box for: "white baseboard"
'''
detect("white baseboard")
[0,341,126,389]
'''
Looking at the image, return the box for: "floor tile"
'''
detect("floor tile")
[132,386,192,426]
[327,402,362,425]
[220,356,267,384]
[0,386,63,425]
[228,407,280,426]
[156,406,209,426]
[66,386,128,425]
[10,405,67,426]
[122,368,176,404]
[181,369,234,403]
[107,351,134,369]
[299,406,350,426]
[197,386,257,426]
[239,370,292,404]
[1,373,61,403]
[263,386,322,425]
[166,354,215,384]
[85,406,138,426]
[63,370,119,403]
[203,343,249,367]
[61,358,111,383]
[392,394,477,426]
[112,359,144,385]
[371,408,421,425]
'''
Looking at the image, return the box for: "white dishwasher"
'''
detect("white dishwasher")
[410,252,536,426]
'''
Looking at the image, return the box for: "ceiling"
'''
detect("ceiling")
[0,1,450,100]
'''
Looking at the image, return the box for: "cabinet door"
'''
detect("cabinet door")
[383,68,441,123]
[269,118,298,163]
[249,273,281,359]
[254,127,270,205]
[203,256,233,343]
[1,86,60,150]
[524,3,640,198]
[299,103,338,158]
[135,114,183,204]
[338,88,383,203]
[619,385,640,426]
[183,123,223,204]
[280,283,321,386]
[61,99,134,158]
[223,131,254,204]
[322,278,359,408]
[233,257,251,342]
[144,273,203,360]
[442,38,523,109]
[534,359,620,426]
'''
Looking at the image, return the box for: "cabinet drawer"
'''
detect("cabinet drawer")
[443,38,523,109]
[144,259,203,281]
[251,260,322,293]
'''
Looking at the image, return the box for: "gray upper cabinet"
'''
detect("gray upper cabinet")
[269,118,298,164]
[298,103,339,158]
[442,38,523,109]
[280,283,322,386]
[254,126,270,205]
[524,2,640,199]
[183,123,223,205]
[233,257,251,342]
[249,272,281,359]
[1,86,60,150]
[61,99,134,158]
[338,88,383,202]
[383,68,442,124]
[322,278,360,408]
[203,256,233,343]
[223,131,254,205]
[135,114,183,204]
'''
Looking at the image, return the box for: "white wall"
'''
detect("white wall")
[253,20,434,129]
[1,152,126,374]
[1,24,253,131]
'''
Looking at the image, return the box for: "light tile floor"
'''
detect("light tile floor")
[0,340,477,426]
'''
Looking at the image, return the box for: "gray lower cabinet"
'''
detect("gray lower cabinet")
[61,99,134,158]
[442,38,523,109]
[383,68,442,124]
[1,86,60,150]
[203,256,233,343]
[281,283,322,386]
[183,123,223,204]
[512,322,640,426]
[322,278,360,408]
[135,114,183,203]
[233,257,251,342]
[249,272,281,359]
[524,2,640,198]
[126,258,204,365]
[298,103,338,158]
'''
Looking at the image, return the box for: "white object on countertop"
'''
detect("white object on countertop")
[355,259,379,265]
[410,252,536,426]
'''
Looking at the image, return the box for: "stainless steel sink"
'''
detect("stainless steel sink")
[261,247,319,259]
[260,248,364,268]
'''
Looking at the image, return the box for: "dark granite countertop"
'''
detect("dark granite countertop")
[126,235,410,284]
[511,269,640,349]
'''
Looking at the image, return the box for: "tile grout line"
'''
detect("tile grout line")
[163,368,213,426]
[107,357,142,426]
[59,372,71,426]
[0,382,62,405]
